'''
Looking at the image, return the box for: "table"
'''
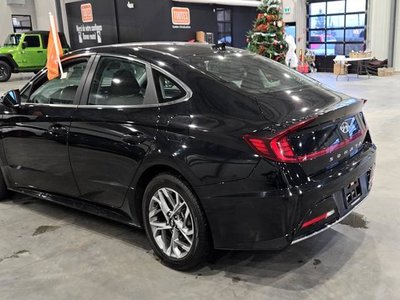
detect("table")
[333,56,374,80]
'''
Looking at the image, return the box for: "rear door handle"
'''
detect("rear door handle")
[122,132,146,144]
[37,51,43,53]
[47,124,68,136]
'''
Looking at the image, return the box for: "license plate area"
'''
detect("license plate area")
[344,178,362,207]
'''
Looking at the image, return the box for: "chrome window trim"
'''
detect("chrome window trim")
[25,104,79,108]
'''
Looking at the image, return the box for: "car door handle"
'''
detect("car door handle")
[122,132,146,144]
[37,51,43,53]
[47,124,68,136]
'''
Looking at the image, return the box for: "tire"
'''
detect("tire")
[0,170,9,200]
[0,61,12,82]
[143,173,210,270]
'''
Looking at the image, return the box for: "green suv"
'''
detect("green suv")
[0,31,70,82]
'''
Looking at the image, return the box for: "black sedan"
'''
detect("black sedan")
[0,43,376,270]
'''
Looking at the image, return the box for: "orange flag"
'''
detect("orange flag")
[46,14,64,80]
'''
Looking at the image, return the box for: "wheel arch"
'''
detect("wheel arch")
[0,54,17,71]
[127,159,205,229]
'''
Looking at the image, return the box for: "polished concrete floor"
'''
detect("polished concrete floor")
[0,72,399,299]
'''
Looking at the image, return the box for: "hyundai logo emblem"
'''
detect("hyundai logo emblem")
[340,121,350,134]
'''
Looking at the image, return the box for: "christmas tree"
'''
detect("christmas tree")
[247,0,288,64]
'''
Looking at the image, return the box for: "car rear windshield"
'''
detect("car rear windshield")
[3,34,21,46]
[182,50,316,94]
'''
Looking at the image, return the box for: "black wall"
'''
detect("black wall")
[231,7,257,48]
[66,0,119,49]
[116,1,217,43]
[66,0,257,50]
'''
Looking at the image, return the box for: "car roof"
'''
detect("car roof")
[66,42,239,60]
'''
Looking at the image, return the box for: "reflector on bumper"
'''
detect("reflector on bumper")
[301,209,335,229]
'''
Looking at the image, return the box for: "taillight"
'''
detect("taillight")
[243,118,316,163]
[244,116,365,163]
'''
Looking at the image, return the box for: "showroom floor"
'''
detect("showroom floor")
[0,72,399,300]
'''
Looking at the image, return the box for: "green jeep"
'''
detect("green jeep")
[0,31,70,82]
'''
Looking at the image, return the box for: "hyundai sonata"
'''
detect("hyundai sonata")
[0,43,376,270]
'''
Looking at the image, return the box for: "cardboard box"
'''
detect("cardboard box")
[334,63,347,75]
[378,68,387,77]
[349,51,372,58]
[386,67,394,76]
[196,31,205,43]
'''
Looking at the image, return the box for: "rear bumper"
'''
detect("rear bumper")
[196,143,376,250]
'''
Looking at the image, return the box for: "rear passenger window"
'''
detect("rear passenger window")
[153,70,186,103]
[88,57,148,106]
[23,35,41,48]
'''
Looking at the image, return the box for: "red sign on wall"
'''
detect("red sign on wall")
[81,3,93,23]
[171,7,191,26]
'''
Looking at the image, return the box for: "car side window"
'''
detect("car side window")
[88,57,148,106]
[23,35,41,48]
[28,61,88,105]
[153,70,186,103]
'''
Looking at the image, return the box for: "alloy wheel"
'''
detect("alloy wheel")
[148,187,194,259]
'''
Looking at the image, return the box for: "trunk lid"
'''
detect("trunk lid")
[253,87,370,176]
[255,85,347,125]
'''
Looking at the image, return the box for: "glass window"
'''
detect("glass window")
[346,13,365,27]
[285,24,296,39]
[327,43,344,55]
[327,1,345,14]
[154,70,186,103]
[309,30,325,42]
[326,15,344,28]
[216,8,232,46]
[88,57,148,106]
[308,0,366,57]
[217,9,231,22]
[182,52,318,94]
[11,15,32,32]
[29,61,87,104]
[23,35,40,48]
[310,2,326,15]
[345,28,365,41]
[327,29,344,42]
[309,43,326,56]
[345,43,365,55]
[3,34,21,46]
[310,16,326,29]
[346,0,366,13]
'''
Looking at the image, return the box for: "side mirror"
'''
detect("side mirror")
[2,89,21,108]
[21,41,28,49]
